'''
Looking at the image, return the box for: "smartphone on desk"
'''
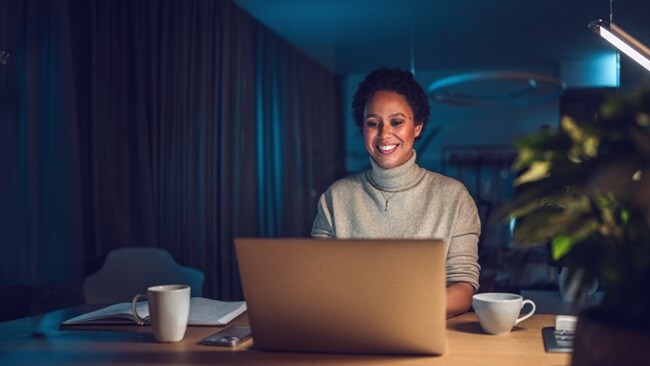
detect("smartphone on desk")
[200,325,252,347]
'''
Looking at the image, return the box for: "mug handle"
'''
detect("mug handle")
[131,293,149,325]
[514,299,536,325]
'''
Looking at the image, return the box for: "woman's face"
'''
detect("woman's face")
[363,91,422,169]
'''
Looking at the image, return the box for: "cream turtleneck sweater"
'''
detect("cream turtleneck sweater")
[311,151,481,290]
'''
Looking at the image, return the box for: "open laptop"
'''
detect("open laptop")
[234,238,447,355]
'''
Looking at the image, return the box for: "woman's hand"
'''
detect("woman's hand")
[446,282,475,318]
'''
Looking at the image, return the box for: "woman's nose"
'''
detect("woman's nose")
[379,123,392,138]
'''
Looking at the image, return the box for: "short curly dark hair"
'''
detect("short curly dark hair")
[351,67,430,139]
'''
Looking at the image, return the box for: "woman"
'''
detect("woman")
[311,67,480,318]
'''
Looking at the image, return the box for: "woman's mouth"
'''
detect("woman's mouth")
[377,144,397,153]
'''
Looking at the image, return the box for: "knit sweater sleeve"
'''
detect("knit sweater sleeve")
[445,186,481,291]
[311,189,336,238]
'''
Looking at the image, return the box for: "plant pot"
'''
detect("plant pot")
[571,308,650,366]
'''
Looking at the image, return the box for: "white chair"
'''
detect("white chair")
[83,247,204,304]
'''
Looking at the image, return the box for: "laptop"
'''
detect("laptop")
[234,238,447,355]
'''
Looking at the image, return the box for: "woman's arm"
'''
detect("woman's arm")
[311,193,336,238]
[446,281,475,318]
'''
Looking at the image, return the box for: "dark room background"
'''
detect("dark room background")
[0,0,344,314]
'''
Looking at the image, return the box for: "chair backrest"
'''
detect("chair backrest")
[83,247,204,304]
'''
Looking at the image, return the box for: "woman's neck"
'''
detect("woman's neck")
[368,150,419,190]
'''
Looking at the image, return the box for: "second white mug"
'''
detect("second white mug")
[471,292,536,335]
[131,284,191,343]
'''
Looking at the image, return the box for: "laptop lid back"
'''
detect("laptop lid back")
[234,238,447,355]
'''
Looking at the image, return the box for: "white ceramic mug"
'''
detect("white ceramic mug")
[131,284,191,343]
[472,292,536,335]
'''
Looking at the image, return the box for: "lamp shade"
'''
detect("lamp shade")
[589,19,650,72]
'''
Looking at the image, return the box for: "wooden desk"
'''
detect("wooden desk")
[0,306,570,365]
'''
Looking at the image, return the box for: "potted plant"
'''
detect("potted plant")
[504,88,650,365]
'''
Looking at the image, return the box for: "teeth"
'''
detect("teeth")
[379,145,397,151]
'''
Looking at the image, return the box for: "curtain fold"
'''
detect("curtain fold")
[0,0,343,303]
[0,0,86,287]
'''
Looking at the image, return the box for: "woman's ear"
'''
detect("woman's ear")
[415,123,423,138]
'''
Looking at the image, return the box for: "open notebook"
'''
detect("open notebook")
[61,297,246,327]
[235,238,447,355]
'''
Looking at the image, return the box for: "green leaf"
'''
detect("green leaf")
[513,161,551,186]
[551,235,572,260]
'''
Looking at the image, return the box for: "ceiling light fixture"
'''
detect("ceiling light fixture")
[427,71,565,106]
[588,20,650,72]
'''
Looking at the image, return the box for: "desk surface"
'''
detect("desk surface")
[0,306,570,366]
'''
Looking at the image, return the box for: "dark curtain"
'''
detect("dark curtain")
[0,0,87,293]
[0,0,343,308]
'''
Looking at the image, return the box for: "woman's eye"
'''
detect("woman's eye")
[366,121,379,128]
[391,120,403,127]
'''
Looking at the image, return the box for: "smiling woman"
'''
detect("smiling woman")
[311,67,481,318]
